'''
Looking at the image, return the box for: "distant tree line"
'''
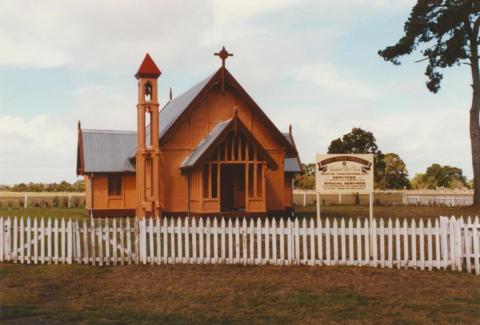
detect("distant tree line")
[0,180,85,192]
[295,128,472,191]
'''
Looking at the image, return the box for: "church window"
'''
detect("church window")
[108,175,122,196]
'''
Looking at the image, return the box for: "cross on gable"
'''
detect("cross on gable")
[214,46,233,68]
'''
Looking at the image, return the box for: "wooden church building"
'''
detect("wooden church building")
[76,48,301,217]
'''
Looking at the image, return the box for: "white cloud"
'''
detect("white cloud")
[0,115,76,184]
[293,62,378,99]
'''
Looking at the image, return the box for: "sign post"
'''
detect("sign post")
[315,153,375,246]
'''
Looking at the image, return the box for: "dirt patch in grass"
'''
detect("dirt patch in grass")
[1,264,479,324]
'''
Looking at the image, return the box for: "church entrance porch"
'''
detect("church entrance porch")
[183,118,277,215]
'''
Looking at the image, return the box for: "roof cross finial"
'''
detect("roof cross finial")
[214,46,233,68]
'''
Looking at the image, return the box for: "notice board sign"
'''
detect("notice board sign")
[315,154,374,194]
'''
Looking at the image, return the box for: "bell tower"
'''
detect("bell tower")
[135,53,161,219]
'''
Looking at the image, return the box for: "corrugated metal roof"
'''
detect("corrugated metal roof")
[82,129,136,173]
[283,133,302,173]
[159,71,216,138]
[180,119,232,169]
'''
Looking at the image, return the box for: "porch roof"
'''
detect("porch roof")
[180,117,278,171]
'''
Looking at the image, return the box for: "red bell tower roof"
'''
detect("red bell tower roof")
[135,53,161,79]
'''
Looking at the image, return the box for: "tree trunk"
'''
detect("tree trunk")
[470,32,480,206]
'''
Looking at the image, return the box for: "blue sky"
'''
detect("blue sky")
[0,0,473,184]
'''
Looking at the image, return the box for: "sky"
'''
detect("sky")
[0,0,474,185]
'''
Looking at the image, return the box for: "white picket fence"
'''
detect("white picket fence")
[0,215,479,274]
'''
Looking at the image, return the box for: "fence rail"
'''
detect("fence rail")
[0,216,479,274]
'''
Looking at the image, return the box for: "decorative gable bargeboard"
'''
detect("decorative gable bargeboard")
[77,48,301,218]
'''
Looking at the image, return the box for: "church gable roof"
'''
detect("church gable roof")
[158,68,297,157]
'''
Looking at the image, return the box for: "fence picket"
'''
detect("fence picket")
[227,219,232,264]
[472,217,479,274]
[119,219,125,265]
[287,218,292,265]
[112,219,118,266]
[205,218,211,264]
[54,218,58,264]
[214,218,219,264]
[246,219,252,265]
[435,219,440,270]
[317,218,323,265]
[27,217,32,264]
[74,220,81,264]
[196,218,202,264]
[185,218,190,264]
[90,220,96,265]
[105,219,110,266]
[371,218,377,267]
[40,218,45,264]
[427,219,432,271]
[419,219,425,270]
[97,219,103,266]
[242,218,247,265]
[68,219,74,264]
[356,218,361,266]
[148,218,154,265]
[5,218,11,262]
[309,218,315,266]
[387,219,393,268]
[325,219,330,266]
[0,217,4,262]
[403,219,408,268]
[364,219,369,266]
[19,217,25,264]
[234,219,240,264]
[340,218,346,265]
[13,217,18,263]
[178,218,183,264]
[294,218,300,265]
[395,219,400,269]
[171,218,176,264]
[220,218,225,263]
[32,218,38,264]
[333,219,338,265]
[272,218,277,265]
[279,218,285,264]
[380,219,385,268]
[163,217,169,264]
[348,218,354,266]
[265,218,270,264]
[256,218,262,265]
[465,217,472,273]
[299,218,305,265]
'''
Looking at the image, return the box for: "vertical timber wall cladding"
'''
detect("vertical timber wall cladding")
[159,85,287,213]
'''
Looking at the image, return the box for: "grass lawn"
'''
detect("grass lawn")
[0,208,87,220]
[0,205,478,222]
[0,264,479,324]
[295,205,480,220]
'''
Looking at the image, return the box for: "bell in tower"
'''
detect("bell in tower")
[135,53,162,219]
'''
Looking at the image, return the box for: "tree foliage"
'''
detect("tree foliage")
[383,153,411,189]
[411,163,468,189]
[327,128,386,188]
[0,180,85,192]
[294,163,315,190]
[379,0,480,204]
[379,0,479,92]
